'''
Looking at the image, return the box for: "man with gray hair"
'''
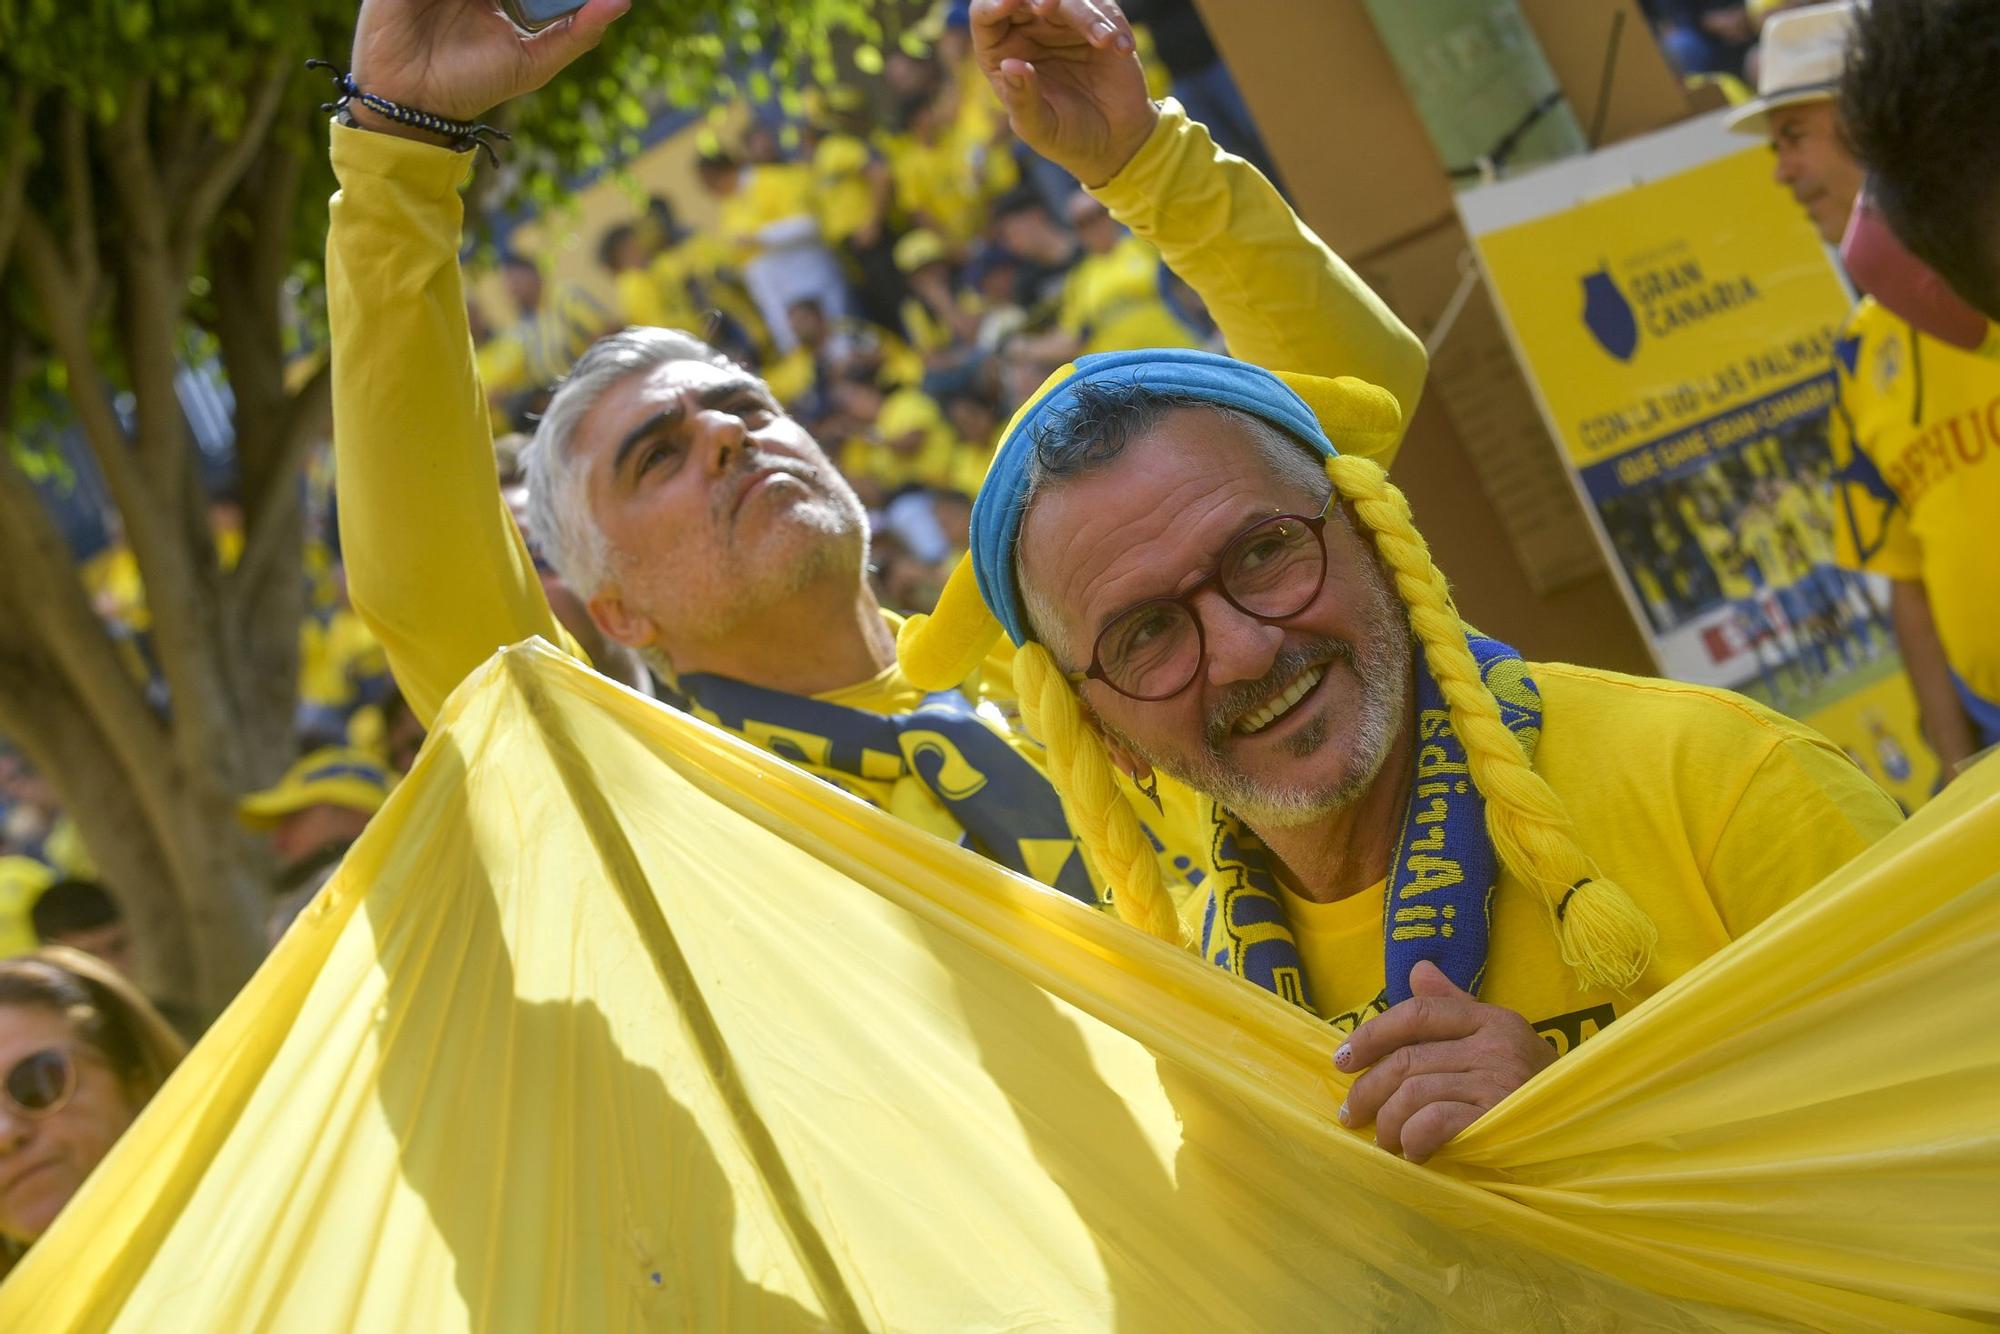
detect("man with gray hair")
[327,0,1425,903]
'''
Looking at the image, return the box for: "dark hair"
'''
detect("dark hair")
[1029,380,1230,481]
[499,253,538,275]
[989,189,1052,224]
[596,222,638,272]
[1840,0,2000,317]
[29,879,120,940]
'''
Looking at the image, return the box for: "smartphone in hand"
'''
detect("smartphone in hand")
[498,0,587,31]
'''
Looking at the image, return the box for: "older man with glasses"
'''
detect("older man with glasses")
[899,347,1902,1164]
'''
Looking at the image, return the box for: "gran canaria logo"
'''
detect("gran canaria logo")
[1581,250,1762,361]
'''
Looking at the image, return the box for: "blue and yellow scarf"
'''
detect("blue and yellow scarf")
[658,671,1104,905]
[1199,631,1541,1016]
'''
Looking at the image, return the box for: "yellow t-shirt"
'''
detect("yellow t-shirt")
[811,134,877,246]
[299,609,389,712]
[882,129,1018,247]
[1262,664,1899,1044]
[1830,299,2000,703]
[1688,517,1756,599]
[719,164,819,255]
[0,856,54,958]
[1058,235,1203,357]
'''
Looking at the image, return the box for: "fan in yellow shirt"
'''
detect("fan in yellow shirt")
[1831,300,2000,756]
[328,0,1427,912]
[881,83,1020,247]
[697,149,850,354]
[1010,193,1202,365]
[841,387,975,497]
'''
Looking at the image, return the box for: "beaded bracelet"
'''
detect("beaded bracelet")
[308,60,512,166]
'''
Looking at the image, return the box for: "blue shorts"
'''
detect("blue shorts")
[1951,669,2000,749]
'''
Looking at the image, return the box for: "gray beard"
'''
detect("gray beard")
[1101,564,1413,830]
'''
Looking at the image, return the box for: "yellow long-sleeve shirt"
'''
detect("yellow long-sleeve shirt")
[325,102,1425,903]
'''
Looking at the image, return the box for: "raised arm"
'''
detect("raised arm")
[971,0,1427,435]
[328,0,628,725]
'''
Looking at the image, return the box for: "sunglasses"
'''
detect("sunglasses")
[3,1047,78,1119]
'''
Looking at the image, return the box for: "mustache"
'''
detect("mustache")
[712,450,822,524]
[1203,637,1352,754]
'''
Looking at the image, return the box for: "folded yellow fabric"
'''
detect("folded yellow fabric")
[3,640,1993,1330]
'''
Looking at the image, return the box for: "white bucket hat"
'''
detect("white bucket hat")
[1725,1,1860,136]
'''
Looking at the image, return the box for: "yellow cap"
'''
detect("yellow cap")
[893,230,949,275]
[237,748,391,830]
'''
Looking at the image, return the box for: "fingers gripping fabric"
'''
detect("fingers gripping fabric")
[1325,454,1658,992]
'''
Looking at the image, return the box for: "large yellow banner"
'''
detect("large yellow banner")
[1463,114,1936,807]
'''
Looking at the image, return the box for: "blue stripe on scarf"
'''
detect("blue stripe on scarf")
[1200,631,1540,1013]
[660,673,1102,905]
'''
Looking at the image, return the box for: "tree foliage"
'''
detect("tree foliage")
[0,0,871,1015]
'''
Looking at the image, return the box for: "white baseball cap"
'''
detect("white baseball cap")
[1725,2,1860,137]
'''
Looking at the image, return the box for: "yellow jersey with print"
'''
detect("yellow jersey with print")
[810,133,878,246]
[1058,234,1203,357]
[1684,517,1754,600]
[1830,299,2000,704]
[718,164,819,258]
[882,129,1019,247]
[1272,664,1899,1044]
[1775,481,1837,565]
[324,102,1424,910]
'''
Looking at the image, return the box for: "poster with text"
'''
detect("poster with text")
[1461,113,1936,808]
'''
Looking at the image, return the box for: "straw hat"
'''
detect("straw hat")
[1725,2,1859,136]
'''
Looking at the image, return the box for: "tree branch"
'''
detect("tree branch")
[101,84,194,500]
[173,56,294,284]
[13,212,151,524]
[234,357,330,600]
[0,87,37,282]
[251,139,304,308]
[0,452,177,839]
[59,100,101,305]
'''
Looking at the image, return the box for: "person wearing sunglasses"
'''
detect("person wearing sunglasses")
[0,948,186,1273]
[899,353,1901,1166]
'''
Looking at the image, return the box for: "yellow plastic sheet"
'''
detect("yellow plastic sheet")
[3,641,1995,1330]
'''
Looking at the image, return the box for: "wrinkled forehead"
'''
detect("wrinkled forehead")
[577,358,756,454]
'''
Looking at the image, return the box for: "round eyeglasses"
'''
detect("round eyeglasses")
[1066,506,1332,701]
[3,1047,78,1119]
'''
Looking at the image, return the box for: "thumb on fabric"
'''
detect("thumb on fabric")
[1407,959,1468,1001]
[1274,371,1405,468]
[897,557,1002,691]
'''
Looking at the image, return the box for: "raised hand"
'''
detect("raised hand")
[349,0,631,134]
[970,0,1155,188]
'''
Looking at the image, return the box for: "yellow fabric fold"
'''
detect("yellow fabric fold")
[6,642,1990,1330]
